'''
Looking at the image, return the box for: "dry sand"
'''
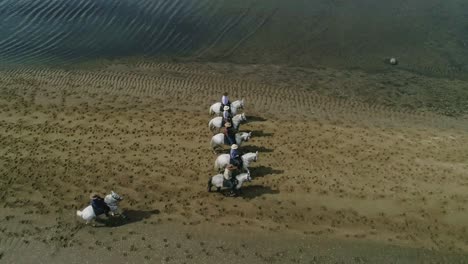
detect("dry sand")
[0,61,467,263]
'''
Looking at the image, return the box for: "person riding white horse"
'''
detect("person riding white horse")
[209,113,247,133]
[229,144,243,169]
[221,92,231,109]
[222,122,236,145]
[210,131,251,151]
[207,165,252,197]
[76,191,124,224]
[209,99,245,116]
[223,164,237,196]
[223,106,232,124]
[90,193,111,217]
[214,151,258,174]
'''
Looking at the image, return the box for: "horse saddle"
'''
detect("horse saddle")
[91,199,110,216]
[224,135,236,145]
[230,158,242,168]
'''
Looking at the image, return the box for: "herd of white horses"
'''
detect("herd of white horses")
[77,98,258,224]
[208,99,259,195]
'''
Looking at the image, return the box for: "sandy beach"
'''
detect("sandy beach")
[0,61,467,263]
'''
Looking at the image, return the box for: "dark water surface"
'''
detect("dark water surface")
[1,0,468,77]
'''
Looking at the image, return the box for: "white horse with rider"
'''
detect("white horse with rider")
[214,151,258,174]
[207,172,251,196]
[209,99,245,116]
[208,113,247,133]
[76,191,124,225]
[210,131,251,152]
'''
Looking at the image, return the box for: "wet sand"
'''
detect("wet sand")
[0,61,467,263]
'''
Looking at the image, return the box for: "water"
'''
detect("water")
[1,0,467,78]
[0,0,277,66]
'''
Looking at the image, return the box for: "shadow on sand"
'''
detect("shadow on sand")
[242,146,274,153]
[96,209,160,227]
[247,116,267,122]
[239,185,279,199]
[250,166,284,178]
[251,130,274,137]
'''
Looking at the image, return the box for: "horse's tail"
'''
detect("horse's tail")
[210,137,216,149]
[76,210,82,217]
[214,159,219,170]
[208,120,213,131]
[209,106,214,115]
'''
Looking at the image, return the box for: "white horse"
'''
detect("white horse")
[210,132,251,151]
[76,191,123,224]
[209,99,245,116]
[208,113,247,133]
[214,151,259,174]
[207,172,252,195]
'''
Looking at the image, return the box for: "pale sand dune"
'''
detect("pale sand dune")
[0,61,467,263]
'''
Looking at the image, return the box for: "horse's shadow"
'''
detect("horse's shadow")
[247,116,267,122]
[250,166,284,178]
[251,130,274,137]
[242,146,274,153]
[239,185,279,199]
[96,209,160,227]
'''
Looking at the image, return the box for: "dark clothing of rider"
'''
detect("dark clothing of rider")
[91,196,110,216]
[230,149,239,159]
[230,149,243,168]
[223,127,236,145]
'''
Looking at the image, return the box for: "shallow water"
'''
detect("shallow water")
[0,0,467,78]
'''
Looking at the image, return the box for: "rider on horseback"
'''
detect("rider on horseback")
[222,105,232,124]
[230,144,243,169]
[221,92,231,111]
[223,122,236,145]
[90,193,110,216]
[223,164,238,196]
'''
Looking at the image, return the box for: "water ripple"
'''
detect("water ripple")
[0,0,273,65]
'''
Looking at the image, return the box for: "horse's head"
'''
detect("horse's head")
[242,152,258,163]
[238,172,252,183]
[236,98,244,109]
[255,151,259,161]
[110,191,123,201]
[241,113,247,121]
[241,132,251,141]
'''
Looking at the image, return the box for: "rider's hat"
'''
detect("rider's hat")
[231,144,238,149]
[223,106,230,111]
[225,122,232,127]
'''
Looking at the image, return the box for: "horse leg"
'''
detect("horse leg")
[207,178,212,192]
[216,187,221,192]
[90,218,97,227]
[228,189,237,197]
